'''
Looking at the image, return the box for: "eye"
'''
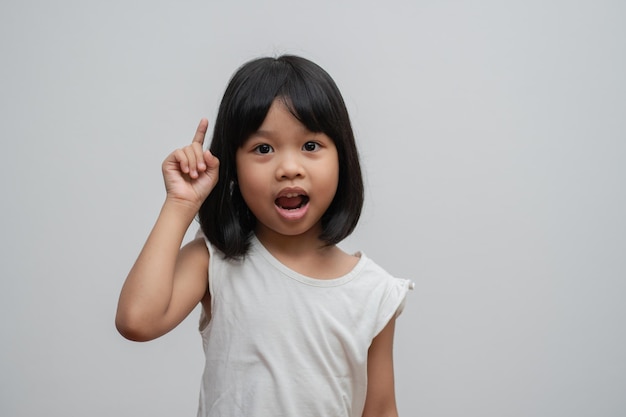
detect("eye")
[254,144,273,154]
[302,141,320,152]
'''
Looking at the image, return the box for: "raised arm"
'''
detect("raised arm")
[115,119,219,342]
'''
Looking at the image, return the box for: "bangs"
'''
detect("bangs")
[278,59,344,138]
[222,57,340,150]
[220,59,285,148]
[278,77,329,135]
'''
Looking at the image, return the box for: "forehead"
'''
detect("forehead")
[250,99,311,139]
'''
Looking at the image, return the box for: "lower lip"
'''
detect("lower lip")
[275,202,310,221]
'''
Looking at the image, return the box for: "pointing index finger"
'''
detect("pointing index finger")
[192,118,209,145]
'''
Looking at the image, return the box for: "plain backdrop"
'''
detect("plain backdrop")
[1,1,625,416]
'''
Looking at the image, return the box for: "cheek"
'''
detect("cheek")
[326,155,340,191]
[329,169,340,199]
[237,170,260,202]
[236,163,269,208]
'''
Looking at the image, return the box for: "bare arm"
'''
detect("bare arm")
[115,119,219,342]
[362,317,399,417]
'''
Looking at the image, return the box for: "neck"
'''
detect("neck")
[254,225,357,280]
[254,225,328,258]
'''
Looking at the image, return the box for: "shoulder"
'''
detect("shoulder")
[180,236,210,265]
[175,238,210,293]
[176,237,210,295]
[354,255,413,337]
[179,237,211,315]
[357,254,412,293]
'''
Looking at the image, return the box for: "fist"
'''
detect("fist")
[162,119,220,208]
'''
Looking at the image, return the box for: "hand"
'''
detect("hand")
[162,119,219,210]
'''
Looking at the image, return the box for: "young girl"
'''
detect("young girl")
[116,55,412,417]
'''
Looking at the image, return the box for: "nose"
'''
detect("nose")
[275,152,304,180]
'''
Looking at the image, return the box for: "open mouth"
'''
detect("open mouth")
[275,193,310,210]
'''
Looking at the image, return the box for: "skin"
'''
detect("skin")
[236,99,356,278]
[116,101,399,417]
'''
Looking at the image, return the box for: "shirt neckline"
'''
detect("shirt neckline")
[250,234,368,287]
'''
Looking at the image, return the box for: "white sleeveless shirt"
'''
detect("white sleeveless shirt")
[197,235,412,417]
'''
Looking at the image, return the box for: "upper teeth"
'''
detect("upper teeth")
[284,193,300,198]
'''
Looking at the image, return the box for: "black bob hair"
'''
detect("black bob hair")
[199,55,364,258]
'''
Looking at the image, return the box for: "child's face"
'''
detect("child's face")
[236,99,339,241]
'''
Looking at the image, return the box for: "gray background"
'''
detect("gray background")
[1,0,625,416]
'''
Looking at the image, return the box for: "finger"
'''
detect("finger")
[183,146,199,178]
[192,141,206,171]
[171,149,190,174]
[192,118,209,145]
[203,150,219,171]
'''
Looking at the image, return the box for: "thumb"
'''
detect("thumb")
[203,150,220,171]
